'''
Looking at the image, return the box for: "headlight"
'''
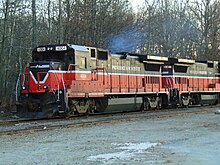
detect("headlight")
[22,86,26,90]
[43,85,48,89]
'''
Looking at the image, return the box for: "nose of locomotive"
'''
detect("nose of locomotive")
[20,62,51,92]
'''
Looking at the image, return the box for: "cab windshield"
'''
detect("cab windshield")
[32,50,74,70]
[32,51,68,62]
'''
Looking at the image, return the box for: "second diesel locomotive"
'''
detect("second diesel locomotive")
[16,44,220,118]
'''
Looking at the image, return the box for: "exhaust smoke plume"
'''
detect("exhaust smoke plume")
[107,29,141,53]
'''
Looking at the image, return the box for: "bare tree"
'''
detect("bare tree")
[32,0,37,48]
[190,0,220,60]
[0,0,11,100]
[58,0,63,43]
[1,0,218,109]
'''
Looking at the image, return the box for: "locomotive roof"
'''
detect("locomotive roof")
[168,57,195,64]
[116,52,145,56]
[34,44,89,52]
[115,52,169,63]
[69,44,89,52]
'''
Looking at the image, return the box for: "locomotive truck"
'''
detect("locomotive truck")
[16,44,220,118]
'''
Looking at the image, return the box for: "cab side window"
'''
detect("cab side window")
[91,49,96,58]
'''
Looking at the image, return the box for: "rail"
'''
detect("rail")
[0,105,215,136]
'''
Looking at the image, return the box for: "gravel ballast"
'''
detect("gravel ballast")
[0,109,220,165]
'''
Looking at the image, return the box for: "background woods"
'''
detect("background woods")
[0,0,219,108]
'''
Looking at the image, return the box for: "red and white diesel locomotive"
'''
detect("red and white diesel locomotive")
[16,44,220,118]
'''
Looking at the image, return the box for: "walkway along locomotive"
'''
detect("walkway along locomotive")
[16,44,220,118]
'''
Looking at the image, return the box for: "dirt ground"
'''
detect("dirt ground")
[0,109,220,165]
[0,105,14,120]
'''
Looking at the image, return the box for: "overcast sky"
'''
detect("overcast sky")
[130,0,145,8]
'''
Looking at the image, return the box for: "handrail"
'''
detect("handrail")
[21,73,25,86]
[68,64,77,71]
[62,73,68,109]
[93,67,108,85]
[51,72,60,101]
[15,73,21,102]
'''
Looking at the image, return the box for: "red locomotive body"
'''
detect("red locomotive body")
[16,44,220,118]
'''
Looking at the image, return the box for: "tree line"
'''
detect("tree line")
[0,0,219,108]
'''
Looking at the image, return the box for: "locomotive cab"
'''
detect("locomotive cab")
[32,44,75,70]
[16,44,76,118]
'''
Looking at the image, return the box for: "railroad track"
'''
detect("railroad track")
[0,105,218,136]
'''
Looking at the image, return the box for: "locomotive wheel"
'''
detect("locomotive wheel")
[181,95,190,108]
[145,100,150,110]
[156,98,162,110]
[142,97,150,111]
[64,107,74,118]
[76,100,89,114]
[68,99,90,115]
